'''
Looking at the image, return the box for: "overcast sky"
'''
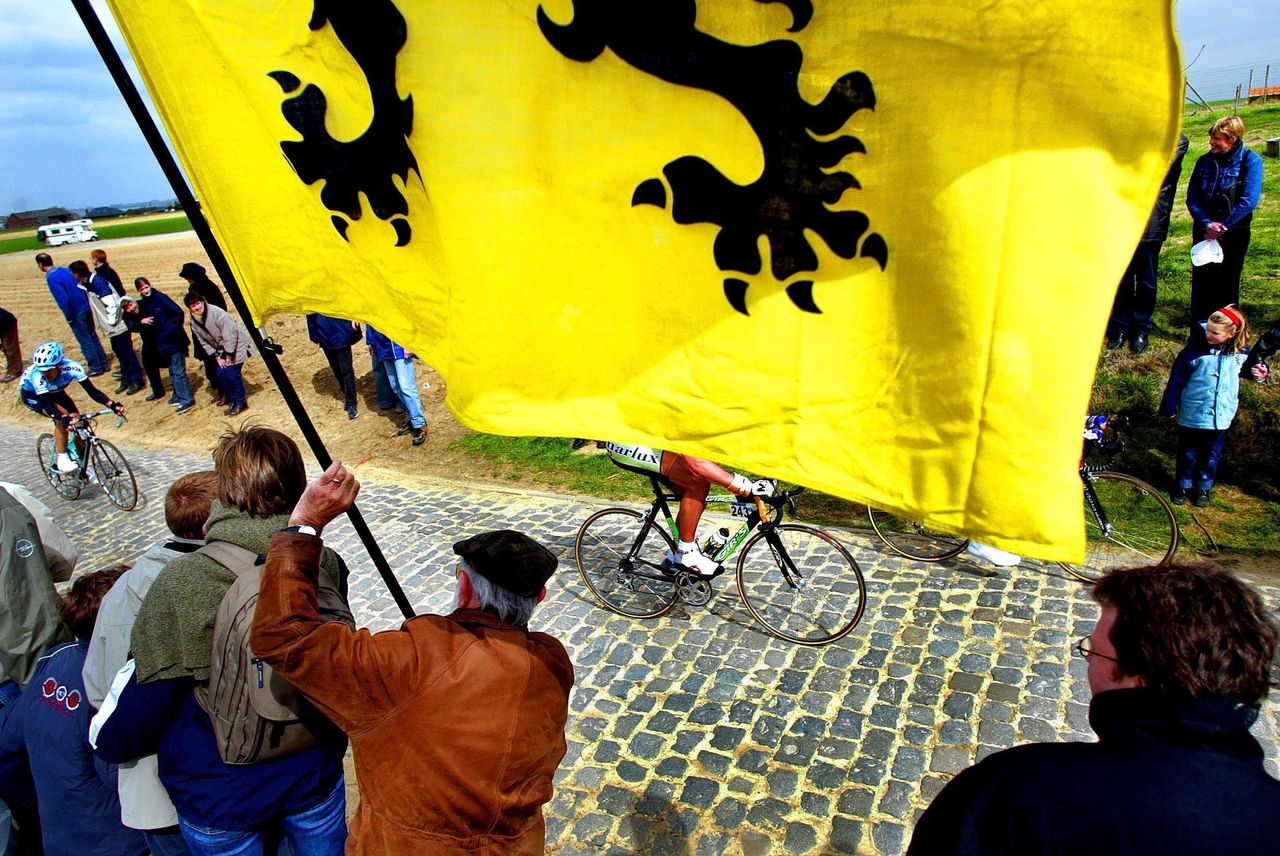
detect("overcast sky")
[0,0,1276,213]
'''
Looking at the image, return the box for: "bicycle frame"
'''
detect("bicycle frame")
[1079,465,1112,538]
[642,476,802,578]
[46,409,120,480]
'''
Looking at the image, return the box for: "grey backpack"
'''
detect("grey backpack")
[193,541,354,765]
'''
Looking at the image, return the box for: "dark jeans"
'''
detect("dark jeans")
[142,344,166,396]
[1108,240,1161,339]
[1190,224,1251,324]
[1,324,19,377]
[1175,426,1228,492]
[322,347,357,408]
[216,362,247,407]
[68,308,108,374]
[145,825,193,856]
[371,356,398,410]
[203,355,222,397]
[110,332,144,387]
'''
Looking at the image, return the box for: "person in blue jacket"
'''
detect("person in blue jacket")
[36,252,108,376]
[1186,115,1264,324]
[306,314,362,420]
[0,565,146,856]
[1158,305,1267,507]
[131,277,195,413]
[71,260,143,396]
[364,325,427,445]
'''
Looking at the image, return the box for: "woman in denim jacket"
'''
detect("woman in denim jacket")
[1186,115,1263,323]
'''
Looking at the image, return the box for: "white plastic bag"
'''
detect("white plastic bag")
[1191,239,1224,267]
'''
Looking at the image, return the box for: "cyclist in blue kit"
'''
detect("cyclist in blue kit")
[20,341,124,474]
[605,442,773,577]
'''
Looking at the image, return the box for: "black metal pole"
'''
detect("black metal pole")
[72,0,416,619]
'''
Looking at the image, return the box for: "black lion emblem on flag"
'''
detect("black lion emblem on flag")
[539,0,885,314]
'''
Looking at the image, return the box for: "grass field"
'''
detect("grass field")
[0,213,192,256]
[459,103,1280,555]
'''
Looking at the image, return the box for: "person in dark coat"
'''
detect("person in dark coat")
[91,249,126,297]
[131,277,195,413]
[906,563,1280,856]
[1106,134,1188,354]
[178,262,228,405]
[306,314,363,420]
[0,305,20,383]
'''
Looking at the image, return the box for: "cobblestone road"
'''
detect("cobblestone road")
[4,423,1277,855]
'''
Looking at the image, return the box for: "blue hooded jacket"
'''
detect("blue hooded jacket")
[1159,325,1250,430]
[364,325,408,362]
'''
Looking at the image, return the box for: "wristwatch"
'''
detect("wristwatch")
[281,524,320,537]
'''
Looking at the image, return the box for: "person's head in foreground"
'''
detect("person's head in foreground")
[213,425,306,518]
[452,529,556,626]
[1204,305,1249,354]
[906,563,1280,856]
[1085,562,1276,701]
[165,470,219,540]
[59,565,128,640]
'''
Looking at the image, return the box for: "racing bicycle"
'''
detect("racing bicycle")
[36,408,139,510]
[866,417,1178,583]
[575,475,867,646]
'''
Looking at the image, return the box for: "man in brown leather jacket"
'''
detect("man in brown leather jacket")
[251,461,573,855]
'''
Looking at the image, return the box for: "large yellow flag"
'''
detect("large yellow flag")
[106,0,1180,559]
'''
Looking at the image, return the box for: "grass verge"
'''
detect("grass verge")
[0,214,192,256]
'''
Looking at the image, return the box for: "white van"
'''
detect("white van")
[37,219,98,247]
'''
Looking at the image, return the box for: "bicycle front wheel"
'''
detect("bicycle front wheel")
[91,440,138,510]
[1058,471,1178,583]
[35,433,82,500]
[737,524,866,646]
[575,508,679,619]
[868,506,968,562]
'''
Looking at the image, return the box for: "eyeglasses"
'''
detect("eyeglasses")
[1073,636,1118,662]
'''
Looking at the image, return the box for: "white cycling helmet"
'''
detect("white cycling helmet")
[32,341,64,369]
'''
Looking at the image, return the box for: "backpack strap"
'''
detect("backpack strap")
[196,542,264,578]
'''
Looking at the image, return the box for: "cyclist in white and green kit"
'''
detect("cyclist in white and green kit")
[605,443,773,577]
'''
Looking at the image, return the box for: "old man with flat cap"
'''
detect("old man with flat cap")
[252,461,574,855]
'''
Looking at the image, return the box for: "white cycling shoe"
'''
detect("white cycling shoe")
[55,453,77,474]
[966,541,1022,567]
[663,546,723,578]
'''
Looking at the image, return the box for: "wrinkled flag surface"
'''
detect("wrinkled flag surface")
[105,0,1181,559]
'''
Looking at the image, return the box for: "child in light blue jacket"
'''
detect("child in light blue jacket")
[1158,305,1259,507]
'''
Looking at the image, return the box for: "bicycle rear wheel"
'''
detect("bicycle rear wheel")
[1058,471,1178,583]
[868,507,968,562]
[35,433,82,500]
[575,508,679,619]
[737,524,866,645]
[91,440,138,510]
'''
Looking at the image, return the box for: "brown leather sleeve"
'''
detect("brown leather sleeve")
[251,531,421,734]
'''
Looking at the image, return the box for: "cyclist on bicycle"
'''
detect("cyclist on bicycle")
[604,442,774,577]
[20,341,125,474]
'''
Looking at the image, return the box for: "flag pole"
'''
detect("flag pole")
[71,0,416,619]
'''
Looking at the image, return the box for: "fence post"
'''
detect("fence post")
[1247,69,1254,106]
[1265,66,1272,105]
[1234,84,1241,114]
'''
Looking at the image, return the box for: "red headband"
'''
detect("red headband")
[1217,307,1243,328]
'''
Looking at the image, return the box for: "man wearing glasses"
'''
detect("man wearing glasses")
[907,563,1279,854]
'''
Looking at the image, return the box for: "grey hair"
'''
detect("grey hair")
[457,560,537,626]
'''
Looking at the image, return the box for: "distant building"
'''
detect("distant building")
[1248,86,1280,104]
[5,207,78,229]
[86,206,125,218]
[125,205,160,215]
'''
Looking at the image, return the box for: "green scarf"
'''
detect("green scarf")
[130,501,343,683]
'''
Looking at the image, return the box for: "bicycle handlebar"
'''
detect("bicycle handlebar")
[65,408,126,429]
